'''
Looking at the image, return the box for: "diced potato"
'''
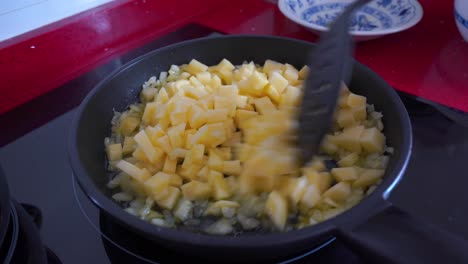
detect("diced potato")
[331,167,359,181]
[265,191,288,230]
[240,71,269,96]
[181,181,211,200]
[338,152,359,167]
[334,125,365,153]
[167,123,186,148]
[216,59,235,72]
[352,104,367,121]
[336,108,356,128]
[212,147,232,160]
[263,60,283,76]
[214,95,236,116]
[289,176,308,205]
[283,64,299,82]
[218,85,238,98]
[122,137,137,155]
[208,149,224,171]
[163,156,177,173]
[265,84,281,104]
[155,135,172,154]
[142,102,158,126]
[323,182,352,203]
[132,148,148,162]
[192,123,227,147]
[182,144,205,168]
[106,143,122,161]
[177,163,203,180]
[254,96,276,115]
[156,186,180,210]
[144,172,172,200]
[279,85,301,107]
[204,200,239,216]
[360,127,385,153]
[347,93,367,108]
[308,158,326,172]
[306,170,332,193]
[298,65,309,79]
[134,130,162,162]
[145,125,165,143]
[234,109,258,128]
[269,71,289,94]
[168,148,187,160]
[185,59,208,75]
[320,135,338,155]
[222,131,241,147]
[120,116,140,136]
[353,169,384,188]
[203,109,229,123]
[236,95,248,108]
[209,170,231,200]
[301,185,321,209]
[141,87,158,102]
[155,88,169,104]
[196,166,210,182]
[222,160,241,176]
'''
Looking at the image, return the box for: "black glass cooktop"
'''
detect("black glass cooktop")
[1,24,468,264]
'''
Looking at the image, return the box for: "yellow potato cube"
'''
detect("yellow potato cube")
[155,135,172,154]
[132,148,149,162]
[236,95,248,108]
[214,96,236,116]
[185,59,208,75]
[210,75,222,90]
[301,185,321,209]
[347,93,367,108]
[196,165,210,182]
[254,96,277,115]
[195,71,212,85]
[336,108,356,128]
[195,122,227,147]
[169,111,187,126]
[122,137,137,155]
[323,182,352,203]
[334,125,365,153]
[141,87,158,102]
[353,169,384,188]
[222,131,241,147]
[306,170,332,193]
[142,102,158,126]
[265,191,288,230]
[144,125,165,143]
[222,160,241,176]
[289,176,308,205]
[167,123,186,148]
[134,130,162,162]
[203,109,228,123]
[279,85,301,107]
[213,147,232,160]
[239,71,269,96]
[167,173,183,186]
[351,104,367,121]
[177,163,203,180]
[217,58,235,72]
[338,153,359,167]
[265,84,281,104]
[360,127,385,153]
[181,144,205,168]
[187,105,206,129]
[184,85,208,100]
[320,135,338,155]
[106,143,122,161]
[156,186,180,210]
[283,64,299,82]
[263,60,283,76]
[269,71,289,94]
[181,181,211,200]
[163,156,177,173]
[338,93,349,108]
[155,88,169,104]
[209,170,231,200]
[144,172,171,200]
[116,160,151,183]
[204,200,239,216]
[208,149,224,171]
[168,148,187,160]
[218,85,238,97]
[298,65,309,79]
[120,116,140,136]
[234,109,258,128]
[331,167,359,181]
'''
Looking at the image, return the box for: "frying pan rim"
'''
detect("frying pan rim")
[68,35,412,249]
[0,164,11,248]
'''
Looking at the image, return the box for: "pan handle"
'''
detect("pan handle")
[337,202,468,264]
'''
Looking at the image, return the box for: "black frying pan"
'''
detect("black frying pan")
[68,36,468,263]
[0,165,11,252]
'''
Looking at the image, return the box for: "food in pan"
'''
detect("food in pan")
[104,59,392,234]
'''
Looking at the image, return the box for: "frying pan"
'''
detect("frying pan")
[68,36,468,263]
[0,165,11,252]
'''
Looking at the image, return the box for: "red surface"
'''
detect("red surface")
[0,0,229,114]
[1,0,467,114]
[196,0,468,112]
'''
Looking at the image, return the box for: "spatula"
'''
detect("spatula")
[298,0,372,164]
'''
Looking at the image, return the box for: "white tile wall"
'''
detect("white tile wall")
[0,0,114,42]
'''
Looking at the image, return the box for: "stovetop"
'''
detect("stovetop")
[1,24,468,264]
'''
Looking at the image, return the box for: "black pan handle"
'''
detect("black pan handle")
[337,202,468,264]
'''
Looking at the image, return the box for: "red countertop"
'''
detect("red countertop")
[1,0,467,114]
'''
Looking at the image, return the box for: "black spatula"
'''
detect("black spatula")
[298,0,372,164]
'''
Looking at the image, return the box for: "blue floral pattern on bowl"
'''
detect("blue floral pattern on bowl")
[278,0,423,40]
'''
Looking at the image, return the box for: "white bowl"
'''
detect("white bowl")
[278,0,424,41]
